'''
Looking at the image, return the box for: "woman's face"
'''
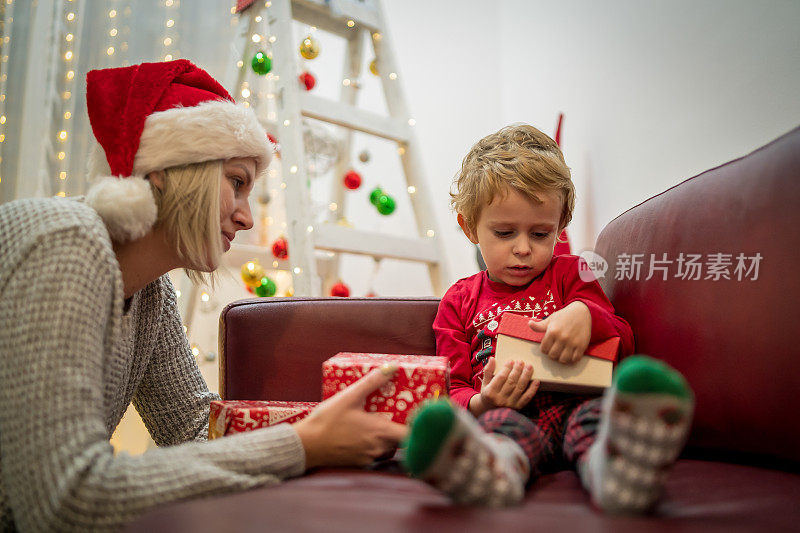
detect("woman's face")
[219,157,256,253]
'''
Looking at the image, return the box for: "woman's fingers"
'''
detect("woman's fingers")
[335,364,398,407]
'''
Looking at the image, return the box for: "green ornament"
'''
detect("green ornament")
[369,187,384,206]
[254,276,277,297]
[376,194,396,215]
[251,51,272,75]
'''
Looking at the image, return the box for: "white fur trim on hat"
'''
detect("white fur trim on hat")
[85,175,157,243]
[134,100,271,178]
[85,99,270,242]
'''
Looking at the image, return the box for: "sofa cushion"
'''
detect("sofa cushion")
[127,460,800,531]
[594,127,800,464]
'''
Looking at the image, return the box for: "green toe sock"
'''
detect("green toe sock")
[403,400,456,477]
[613,355,692,399]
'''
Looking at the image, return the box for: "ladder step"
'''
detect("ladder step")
[293,0,381,35]
[227,243,291,270]
[300,93,410,143]
[314,224,439,263]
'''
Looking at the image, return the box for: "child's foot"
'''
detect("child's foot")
[581,355,694,513]
[403,400,529,507]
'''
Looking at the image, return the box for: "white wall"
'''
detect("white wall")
[381,0,800,277]
[497,0,800,253]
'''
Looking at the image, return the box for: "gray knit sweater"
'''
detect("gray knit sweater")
[0,197,306,531]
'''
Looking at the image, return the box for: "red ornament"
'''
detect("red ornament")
[245,285,255,295]
[330,281,350,297]
[267,133,280,158]
[343,170,362,190]
[272,237,289,259]
[298,71,316,91]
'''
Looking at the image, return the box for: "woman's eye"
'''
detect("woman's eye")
[230,176,245,190]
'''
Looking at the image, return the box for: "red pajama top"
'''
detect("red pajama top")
[434,255,635,409]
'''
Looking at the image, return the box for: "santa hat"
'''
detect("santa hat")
[85,59,272,242]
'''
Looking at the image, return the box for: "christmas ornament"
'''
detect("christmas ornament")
[299,36,320,60]
[298,71,316,91]
[369,58,379,76]
[343,170,362,190]
[246,285,255,295]
[330,281,350,297]
[251,51,272,75]
[303,121,340,177]
[267,133,280,158]
[376,194,396,215]
[358,150,370,163]
[241,260,266,288]
[369,187,384,206]
[255,276,277,297]
[271,236,289,259]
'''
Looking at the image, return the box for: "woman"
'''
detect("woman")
[0,60,406,531]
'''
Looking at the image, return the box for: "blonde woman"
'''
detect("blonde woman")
[0,60,406,531]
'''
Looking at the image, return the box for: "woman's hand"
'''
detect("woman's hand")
[293,365,408,469]
[468,357,540,417]
[529,301,592,364]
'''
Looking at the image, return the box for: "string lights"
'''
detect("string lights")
[56,0,81,197]
[161,0,179,62]
[0,0,14,186]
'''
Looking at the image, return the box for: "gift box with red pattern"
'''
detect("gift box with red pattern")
[209,400,318,439]
[321,353,449,424]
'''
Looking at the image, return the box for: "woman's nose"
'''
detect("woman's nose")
[233,199,254,231]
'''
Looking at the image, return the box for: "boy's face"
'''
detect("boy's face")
[459,186,562,286]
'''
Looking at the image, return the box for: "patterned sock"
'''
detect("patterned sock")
[403,400,529,507]
[580,355,694,513]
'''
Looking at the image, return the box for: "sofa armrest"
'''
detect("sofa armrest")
[594,127,800,464]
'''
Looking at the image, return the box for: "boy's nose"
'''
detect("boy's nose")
[512,237,531,256]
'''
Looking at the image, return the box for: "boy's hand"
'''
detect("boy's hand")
[468,357,540,417]
[529,301,591,364]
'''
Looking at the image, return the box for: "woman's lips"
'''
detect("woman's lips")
[222,232,233,251]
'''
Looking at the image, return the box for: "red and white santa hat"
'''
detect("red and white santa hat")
[85,59,272,242]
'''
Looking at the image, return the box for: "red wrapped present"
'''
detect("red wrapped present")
[495,312,620,393]
[209,400,318,439]
[321,353,449,424]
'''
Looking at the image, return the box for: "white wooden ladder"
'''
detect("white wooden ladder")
[232,0,449,297]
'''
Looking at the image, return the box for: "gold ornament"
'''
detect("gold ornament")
[241,260,266,288]
[369,58,379,76]
[299,36,320,60]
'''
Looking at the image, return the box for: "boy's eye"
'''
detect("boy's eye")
[532,232,550,239]
[494,230,513,238]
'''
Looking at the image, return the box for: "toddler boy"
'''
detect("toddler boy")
[403,125,694,512]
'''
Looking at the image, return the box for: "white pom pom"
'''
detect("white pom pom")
[85,176,157,242]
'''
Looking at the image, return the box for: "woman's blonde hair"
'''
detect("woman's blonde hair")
[151,159,222,285]
[451,124,575,234]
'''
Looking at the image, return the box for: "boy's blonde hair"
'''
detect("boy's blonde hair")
[151,159,223,285]
[451,124,575,234]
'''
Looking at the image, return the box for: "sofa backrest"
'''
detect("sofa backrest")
[218,297,439,401]
[594,127,800,464]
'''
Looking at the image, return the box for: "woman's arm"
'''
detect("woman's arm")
[0,226,306,531]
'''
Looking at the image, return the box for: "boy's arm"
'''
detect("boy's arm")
[559,256,635,356]
[433,292,479,410]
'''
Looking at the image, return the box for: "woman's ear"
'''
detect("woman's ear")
[146,170,166,191]
[457,213,479,244]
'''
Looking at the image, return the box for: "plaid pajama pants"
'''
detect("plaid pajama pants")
[478,392,601,482]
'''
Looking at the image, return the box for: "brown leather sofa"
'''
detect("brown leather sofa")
[129,127,800,531]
